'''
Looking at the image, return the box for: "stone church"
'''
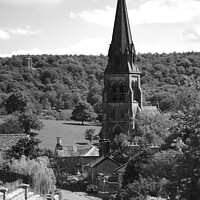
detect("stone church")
[101,0,159,144]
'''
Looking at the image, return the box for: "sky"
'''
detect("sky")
[0,0,200,57]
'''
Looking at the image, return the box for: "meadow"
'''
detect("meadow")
[36,120,101,150]
[0,117,101,150]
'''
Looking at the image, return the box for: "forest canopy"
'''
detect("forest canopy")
[0,52,200,117]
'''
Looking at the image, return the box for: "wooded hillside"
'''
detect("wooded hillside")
[0,52,200,116]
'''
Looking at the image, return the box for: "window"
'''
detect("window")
[119,83,125,100]
[112,83,117,101]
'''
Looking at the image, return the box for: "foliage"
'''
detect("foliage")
[9,156,56,195]
[70,101,97,124]
[83,128,98,143]
[134,112,171,148]
[0,112,43,135]
[120,176,168,200]
[6,137,42,159]
[18,111,44,134]
[124,149,153,186]
[0,115,23,134]
[0,52,200,118]
[4,90,31,114]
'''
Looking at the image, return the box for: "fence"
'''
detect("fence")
[0,170,31,194]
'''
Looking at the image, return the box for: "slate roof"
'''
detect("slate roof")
[55,145,91,157]
[0,134,27,151]
[87,155,121,168]
[79,146,99,157]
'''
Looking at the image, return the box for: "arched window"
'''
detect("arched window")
[113,125,123,136]
[112,83,117,101]
[119,82,125,100]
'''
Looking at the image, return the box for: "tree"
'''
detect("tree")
[134,111,171,148]
[70,101,96,125]
[18,111,43,134]
[9,156,56,195]
[4,90,31,114]
[0,115,23,134]
[83,128,98,143]
[6,137,42,159]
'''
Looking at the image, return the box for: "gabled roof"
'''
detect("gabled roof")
[79,146,99,157]
[55,145,91,157]
[0,134,27,151]
[87,155,121,168]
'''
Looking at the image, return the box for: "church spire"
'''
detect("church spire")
[106,0,140,74]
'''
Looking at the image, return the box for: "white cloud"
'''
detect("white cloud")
[0,0,65,6]
[0,38,109,57]
[181,25,200,41]
[70,6,115,27]
[8,26,42,36]
[70,0,200,26]
[0,29,10,40]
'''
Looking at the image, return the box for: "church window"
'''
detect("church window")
[114,125,123,135]
[112,83,117,101]
[119,82,125,101]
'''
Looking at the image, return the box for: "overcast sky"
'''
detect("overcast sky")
[0,0,200,57]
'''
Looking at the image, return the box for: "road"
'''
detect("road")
[61,190,102,200]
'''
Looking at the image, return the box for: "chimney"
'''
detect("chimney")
[56,137,63,150]
[150,144,160,153]
[129,142,140,158]
[99,139,111,157]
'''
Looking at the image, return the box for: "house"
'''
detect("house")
[85,155,121,184]
[54,137,99,174]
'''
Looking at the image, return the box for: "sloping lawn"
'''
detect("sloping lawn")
[0,117,101,150]
[36,120,101,150]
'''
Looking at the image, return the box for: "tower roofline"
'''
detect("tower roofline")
[105,0,140,74]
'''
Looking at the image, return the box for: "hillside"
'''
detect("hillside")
[0,52,200,115]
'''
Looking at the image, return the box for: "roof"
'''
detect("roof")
[87,155,121,168]
[106,0,140,74]
[115,163,128,173]
[142,106,161,116]
[0,134,27,151]
[55,145,91,157]
[79,146,99,157]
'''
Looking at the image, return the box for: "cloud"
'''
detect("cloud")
[0,38,109,57]
[8,26,42,36]
[70,6,115,27]
[181,25,200,42]
[0,29,10,40]
[0,0,65,6]
[70,0,200,26]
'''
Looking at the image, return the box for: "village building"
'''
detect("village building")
[54,137,99,174]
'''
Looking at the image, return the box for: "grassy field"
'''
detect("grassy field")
[0,117,101,150]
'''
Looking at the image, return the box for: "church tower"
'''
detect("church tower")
[101,0,142,142]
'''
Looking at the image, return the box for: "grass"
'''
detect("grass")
[36,120,101,150]
[0,117,101,150]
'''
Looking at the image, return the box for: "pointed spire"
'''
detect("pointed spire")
[106,0,140,74]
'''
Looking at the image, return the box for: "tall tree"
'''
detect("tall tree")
[4,90,31,114]
[70,101,96,125]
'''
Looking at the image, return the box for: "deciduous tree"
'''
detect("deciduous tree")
[70,101,96,125]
